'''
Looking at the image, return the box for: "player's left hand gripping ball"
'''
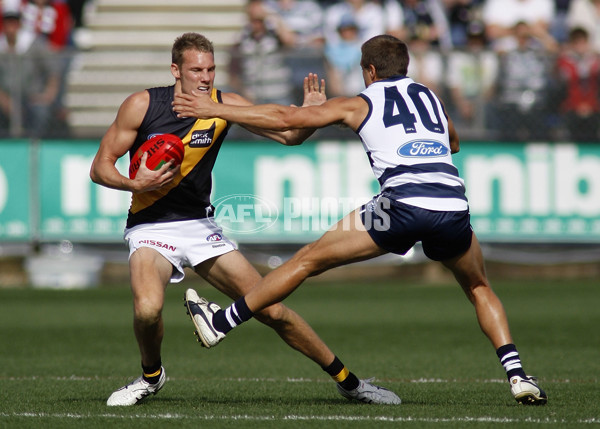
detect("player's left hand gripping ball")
[129,134,185,179]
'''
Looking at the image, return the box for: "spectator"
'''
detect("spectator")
[490,21,558,141]
[406,33,444,95]
[567,0,600,53]
[228,0,294,106]
[0,8,61,137]
[482,0,556,52]
[555,27,600,141]
[443,0,485,48]
[374,0,406,39]
[323,0,387,45]
[21,0,73,51]
[550,0,573,43]
[324,14,363,96]
[266,0,324,47]
[402,0,452,49]
[0,0,21,32]
[20,0,73,135]
[265,0,326,101]
[446,21,498,133]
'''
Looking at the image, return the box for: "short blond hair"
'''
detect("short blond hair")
[172,33,214,67]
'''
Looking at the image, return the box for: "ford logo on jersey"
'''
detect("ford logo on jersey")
[397,140,449,158]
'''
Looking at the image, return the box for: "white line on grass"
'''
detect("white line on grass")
[1,376,583,384]
[1,412,599,425]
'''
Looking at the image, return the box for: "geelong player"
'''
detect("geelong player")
[172,34,548,405]
[90,32,400,406]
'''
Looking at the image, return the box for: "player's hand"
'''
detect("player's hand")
[172,91,216,119]
[131,152,178,193]
[302,73,326,107]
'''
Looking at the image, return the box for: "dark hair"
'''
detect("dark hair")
[360,35,409,78]
[569,27,589,42]
[2,10,21,20]
[172,33,214,67]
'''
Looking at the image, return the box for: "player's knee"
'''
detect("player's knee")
[254,303,289,328]
[133,295,163,324]
[462,280,493,304]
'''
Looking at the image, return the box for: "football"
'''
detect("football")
[129,134,185,179]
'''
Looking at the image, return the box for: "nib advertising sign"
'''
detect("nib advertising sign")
[457,143,600,241]
[0,139,599,243]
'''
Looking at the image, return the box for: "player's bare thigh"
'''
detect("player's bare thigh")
[293,208,387,276]
[194,250,262,300]
[196,250,306,326]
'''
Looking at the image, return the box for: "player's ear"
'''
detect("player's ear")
[171,63,180,79]
[367,64,377,81]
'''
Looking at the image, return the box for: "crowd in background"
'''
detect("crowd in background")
[1,0,600,142]
[229,0,600,142]
[0,0,90,138]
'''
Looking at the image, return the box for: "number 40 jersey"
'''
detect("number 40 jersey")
[357,76,468,212]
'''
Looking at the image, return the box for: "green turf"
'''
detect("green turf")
[0,276,598,428]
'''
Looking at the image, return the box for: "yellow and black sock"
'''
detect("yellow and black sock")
[142,360,162,385]
[323,356,359,390]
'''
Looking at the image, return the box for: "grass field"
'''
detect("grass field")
[0,275,598,428]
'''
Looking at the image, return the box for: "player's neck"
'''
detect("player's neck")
[174,80,183,95]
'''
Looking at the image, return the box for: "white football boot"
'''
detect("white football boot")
[509,375,548,405]
[106,367,166,406]
[184,288,226,348]
[337,378,401,405]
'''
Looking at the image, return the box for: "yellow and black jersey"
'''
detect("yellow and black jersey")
[126,85,229,228]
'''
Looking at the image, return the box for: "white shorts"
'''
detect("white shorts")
[124,218,237,283]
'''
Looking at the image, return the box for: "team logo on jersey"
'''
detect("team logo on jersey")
[190,122,216,147]
[206,233,223,242]
[397,140,449,158]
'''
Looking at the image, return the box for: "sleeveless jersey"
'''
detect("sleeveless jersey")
[357,76,468,212]
[126,85,229,228]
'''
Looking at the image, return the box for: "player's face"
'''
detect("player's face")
[174,49,216,95]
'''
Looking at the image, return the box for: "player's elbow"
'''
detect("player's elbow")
[277,107,301,131]
[276,118,295,132]
[89,162,100,184]
[89,159,107,186]
[281,137,304,146]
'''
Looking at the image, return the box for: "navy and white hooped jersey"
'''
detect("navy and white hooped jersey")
[357,76,468,212]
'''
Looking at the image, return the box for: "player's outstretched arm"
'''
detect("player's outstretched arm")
[172,73,335,145]
[172,86,362,138]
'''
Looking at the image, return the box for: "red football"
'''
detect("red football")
[128,134,185,179]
